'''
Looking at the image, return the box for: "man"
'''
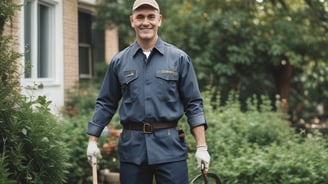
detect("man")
[87,0,210,183]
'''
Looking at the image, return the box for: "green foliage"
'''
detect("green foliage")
[0,36,21,106]
[0,0,20,35]
[95,0,135,50]
[61,115,93,184]
[61,113,121,183]
[0,153,16,184]
[186,90,328,184]
[95,0,328,121]
[1,1,70,183]
[0,96,71,183]
[63,84,328,183]
[62,83,121,183]
[64,81,100,116]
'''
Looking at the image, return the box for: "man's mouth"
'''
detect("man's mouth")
[141,28,152,31]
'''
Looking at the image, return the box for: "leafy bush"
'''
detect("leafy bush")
[61,114,93,184]
[61,83,121,183]
[1,2,70,183]
[63,82,328,183]
[61,113,121,183]
[0,96,71,184]
[64,81,101,117]
[0,154,16,184]
[186,91,328,184]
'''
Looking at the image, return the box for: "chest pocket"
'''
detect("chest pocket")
[119,70,138,103]
[155,70,179,102]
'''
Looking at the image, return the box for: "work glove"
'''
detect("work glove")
[195,146,211,171]
[87,140,102,165]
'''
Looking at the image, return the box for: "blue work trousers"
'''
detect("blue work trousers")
[119,160,189,184]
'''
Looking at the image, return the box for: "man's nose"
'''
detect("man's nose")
[141,18,151,25]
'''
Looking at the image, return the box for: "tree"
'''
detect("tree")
[95,0,328,123]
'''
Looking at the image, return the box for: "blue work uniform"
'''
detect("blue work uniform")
[87,37,207,183]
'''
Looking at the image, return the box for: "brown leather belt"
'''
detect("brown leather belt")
[122,121,177,134]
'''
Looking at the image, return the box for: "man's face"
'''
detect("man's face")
[130,6,162,42]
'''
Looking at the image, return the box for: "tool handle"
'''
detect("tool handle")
[201,161,209,184]
[92,157,98,184]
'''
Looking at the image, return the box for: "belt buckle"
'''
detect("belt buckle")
[143,122,153,134]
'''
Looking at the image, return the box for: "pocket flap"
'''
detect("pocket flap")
[156,70,178,81]
[121,70,138,84]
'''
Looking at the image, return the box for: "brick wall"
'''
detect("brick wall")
[105,27,119,64]
[5,0,119,105]
[63,0,79,97]
[3,0,22,88]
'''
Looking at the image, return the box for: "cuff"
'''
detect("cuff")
[188,114,208,129]
[87,121,104,137]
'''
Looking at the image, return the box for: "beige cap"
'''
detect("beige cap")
[132,0,160,11]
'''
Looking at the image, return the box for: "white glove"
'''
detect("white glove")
[195,146,211,171]
[87,140,102,165]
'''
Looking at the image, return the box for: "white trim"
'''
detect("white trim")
[79,0,97,5]
[20,0,64,114]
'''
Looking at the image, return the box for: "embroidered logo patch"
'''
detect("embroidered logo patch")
[160,70,177,75]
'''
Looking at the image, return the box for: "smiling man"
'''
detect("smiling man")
[130,0,161,46]
[86,0,210,183]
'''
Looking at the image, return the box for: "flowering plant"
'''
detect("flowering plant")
[99,125,121,172]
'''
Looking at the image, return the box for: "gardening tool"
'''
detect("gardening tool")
[92,156,98,184]
[189,161,222,184]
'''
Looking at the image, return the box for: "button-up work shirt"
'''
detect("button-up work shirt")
[87,37,207,164]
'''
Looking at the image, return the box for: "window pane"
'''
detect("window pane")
[78,12,92,44]
[79,46,92,78]
[38,3,51,78]
[24,2,32,78]
[78,11,94,79]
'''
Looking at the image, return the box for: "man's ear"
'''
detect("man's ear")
[158,15,162,27]
[130,15,135,28]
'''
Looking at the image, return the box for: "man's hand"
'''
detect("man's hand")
[195,146,210,173]
[87,140,102,165]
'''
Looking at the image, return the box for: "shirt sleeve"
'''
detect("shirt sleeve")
[87,59,122,137]
[178,54,208,129]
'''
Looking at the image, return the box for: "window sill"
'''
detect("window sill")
[22,78,61,89]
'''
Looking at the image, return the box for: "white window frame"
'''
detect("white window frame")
[22,0,62,86]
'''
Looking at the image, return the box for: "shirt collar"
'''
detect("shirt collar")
[131,37,165,57]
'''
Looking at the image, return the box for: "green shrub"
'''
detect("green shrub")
[0,154,16,184]
[1,2,70,183]
[64,81,101,116]
[61,112,121,183]
[61,114,93,184]
[63,84,328,183]
[61,82,121,183]
[186,91,328,184]
[0,96,71,184]
[61,82,122,183]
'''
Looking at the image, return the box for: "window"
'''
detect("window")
[78,11,106,79]
[78,11,93,79]
[24,0,55,79]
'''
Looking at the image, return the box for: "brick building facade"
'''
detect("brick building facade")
[5,0,118,114]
